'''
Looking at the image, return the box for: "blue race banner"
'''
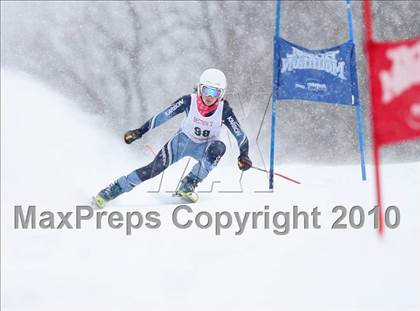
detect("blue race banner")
[274,37,359,105]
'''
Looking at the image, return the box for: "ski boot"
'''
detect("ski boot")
[92,181,123,209]
[175,173,201,203]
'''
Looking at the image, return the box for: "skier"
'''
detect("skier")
[93,68,252,208]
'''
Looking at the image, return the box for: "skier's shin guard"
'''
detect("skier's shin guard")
[117,171,142,193]
[192,140,226,180]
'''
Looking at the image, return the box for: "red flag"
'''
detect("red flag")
[364,0,420,234]
[369,39,420,146]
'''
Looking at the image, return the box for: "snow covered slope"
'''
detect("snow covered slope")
[1,70,419,310]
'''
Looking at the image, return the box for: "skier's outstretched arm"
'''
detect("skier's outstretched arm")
[222,101,252,170]
[124,95,190,144]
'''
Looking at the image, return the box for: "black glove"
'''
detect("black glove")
[124,129,143,144]
[238,154,252,171]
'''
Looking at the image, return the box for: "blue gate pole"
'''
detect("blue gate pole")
[346,0,354,42]
[356,103,367,180]
[346,0,366,180]
[269,0,281,189]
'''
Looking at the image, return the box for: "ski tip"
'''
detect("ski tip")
[91,195,107,209]
[175,191,199,203]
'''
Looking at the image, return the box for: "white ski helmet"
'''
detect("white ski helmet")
[198,68,227,99]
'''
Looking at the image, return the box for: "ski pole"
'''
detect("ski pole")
[251,166,301,185]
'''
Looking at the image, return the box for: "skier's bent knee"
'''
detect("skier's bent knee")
[206,140,226,165]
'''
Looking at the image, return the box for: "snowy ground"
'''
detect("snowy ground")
[1,70,419,310]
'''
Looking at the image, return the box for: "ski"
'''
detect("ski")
[91,195,107,209]
[173,191,199,203]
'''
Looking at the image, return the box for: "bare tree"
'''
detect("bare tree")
[2,1,419,162]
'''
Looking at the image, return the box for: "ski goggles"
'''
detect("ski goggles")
[201,85,223,98]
